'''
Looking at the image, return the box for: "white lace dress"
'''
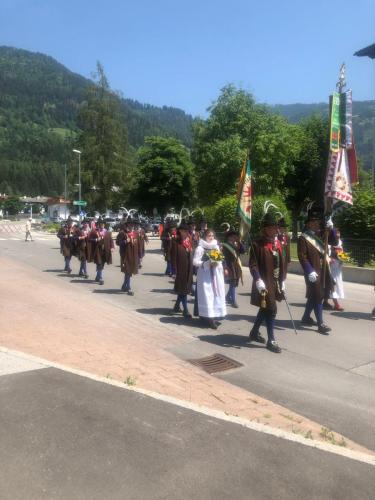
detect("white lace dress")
[193,239,227,318]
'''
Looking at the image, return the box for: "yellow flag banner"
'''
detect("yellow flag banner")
[237,158,252,239]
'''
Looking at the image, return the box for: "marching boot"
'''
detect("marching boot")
[318,323,331,335]
[248,328,266,344]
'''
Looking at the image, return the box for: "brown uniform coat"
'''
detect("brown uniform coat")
[297,233,333,302]
[57,227,74,258]
[89,229,113,266]
[249,237,286,312]
[116,230,139,275]
[171,240,193,295]
[222,243,242,285]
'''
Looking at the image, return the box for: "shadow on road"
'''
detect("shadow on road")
[226,313,253,322]
[43,269,64,273]
[150,288,174,294]
[136,307,174,316]
[331,311,374,321]
[198,333,265,349]
[288,302,305,308]
[142,272,166,277]
[70,279,96,284]
[145,248,163,254]
[92,289,125,294]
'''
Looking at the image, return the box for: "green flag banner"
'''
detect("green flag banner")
[330,92,340,152]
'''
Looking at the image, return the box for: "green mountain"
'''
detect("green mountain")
[0,46,195,196]
[271,101,375,171]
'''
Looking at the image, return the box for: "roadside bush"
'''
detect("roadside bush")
[204,194,291,236]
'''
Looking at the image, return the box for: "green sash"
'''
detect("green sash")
[301,231,331,267]
[222,242,243,285]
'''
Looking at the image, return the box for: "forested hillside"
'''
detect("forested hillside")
[0,46,194,195]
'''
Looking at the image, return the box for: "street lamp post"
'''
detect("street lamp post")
[72,149,82,220]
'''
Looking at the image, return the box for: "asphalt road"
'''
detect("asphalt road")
[2,232,374,449]
[0,351,374,500]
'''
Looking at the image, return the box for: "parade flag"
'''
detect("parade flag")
[329,93,341,152]
[325,83,357,210]
[340,90,353,148]
[237,157,252,239]
[324,148,353,206]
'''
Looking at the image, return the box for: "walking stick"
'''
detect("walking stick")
[282,292,298,335]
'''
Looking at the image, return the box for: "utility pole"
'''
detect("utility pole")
[72,150,82,220]
[64,163,67,219]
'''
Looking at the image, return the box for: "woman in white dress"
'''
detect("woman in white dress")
[330,231,345,311]
[193,229,227,329]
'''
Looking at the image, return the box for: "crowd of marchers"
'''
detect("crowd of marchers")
[53,203,370,354]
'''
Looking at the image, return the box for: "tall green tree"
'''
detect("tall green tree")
[192,85,301,204]
[132,136,196,214]
[284,115,330,236]
[75,62,132,211]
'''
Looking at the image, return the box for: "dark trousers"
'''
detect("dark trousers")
[122,273,132,291]
[302,297,323,325]
[226,284,237,304]
[64,256,72,272]
[95,264,104,281]
[252,308,276,342]
[175,294,188,313]
[79,260,87,275]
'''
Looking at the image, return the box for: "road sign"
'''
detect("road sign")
[73,200,87,206]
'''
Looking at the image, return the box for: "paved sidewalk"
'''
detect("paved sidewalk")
[0,254,372,456]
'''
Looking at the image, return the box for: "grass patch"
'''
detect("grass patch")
[124,376,136,386]
[319,427,347,447]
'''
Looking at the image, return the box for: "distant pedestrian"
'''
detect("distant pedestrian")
[25,218,33,242]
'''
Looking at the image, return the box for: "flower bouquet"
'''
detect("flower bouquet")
[336,250,351,263]
[203,249,225,264]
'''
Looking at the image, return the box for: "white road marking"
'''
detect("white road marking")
[0,345,374,466]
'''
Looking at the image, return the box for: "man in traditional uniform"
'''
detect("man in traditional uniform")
[171,222,194,318]
[161,219,177,277]
[135,220,148,269]
[298,205,333,335]
[88,219,114,285]
[73,221,90,278]
[116,218,139,295]
[277,217,291,268]
[223,230,244,308]
[57,218,74,273]
[248,212,286,353]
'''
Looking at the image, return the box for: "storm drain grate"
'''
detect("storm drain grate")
[188,353,243,374]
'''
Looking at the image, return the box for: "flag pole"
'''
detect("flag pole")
[323,64,346,289]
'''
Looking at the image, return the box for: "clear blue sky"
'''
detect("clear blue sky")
[1,0,374,116]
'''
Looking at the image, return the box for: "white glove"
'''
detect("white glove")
[308,271,318,283]
[256,279,266,293]
[281,281,286,292]
[326,217,333,229]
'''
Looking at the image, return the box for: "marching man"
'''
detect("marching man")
[248,210,286,353]
[298,205,333,335]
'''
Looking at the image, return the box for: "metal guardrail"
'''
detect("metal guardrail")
[342,239,375,267]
